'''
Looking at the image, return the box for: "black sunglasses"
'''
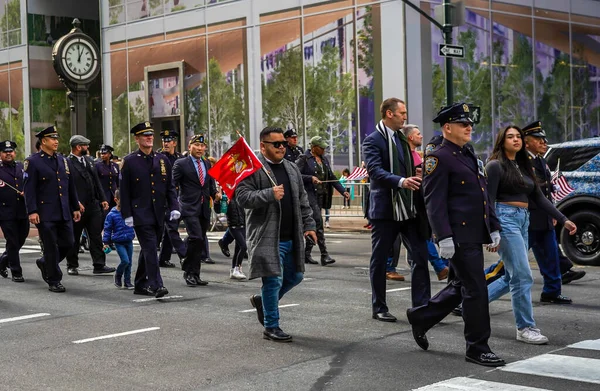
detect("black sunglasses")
[263,140,288,148]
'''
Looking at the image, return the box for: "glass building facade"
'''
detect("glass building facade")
[1,0,599,166]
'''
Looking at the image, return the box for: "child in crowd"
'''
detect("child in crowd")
[103,190,136,289]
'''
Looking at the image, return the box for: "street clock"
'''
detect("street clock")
[52,18,100,87]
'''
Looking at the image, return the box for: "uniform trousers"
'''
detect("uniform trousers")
[159,215,187,263]
[305,202,328,257]
[133,224,164,290]
[529,229,562,296]
[408,243,492,356]
[0,219,29,275]
[66,206,105,269]
[370,218,431,310]
[37,220,74,285]
[182,215,209,276]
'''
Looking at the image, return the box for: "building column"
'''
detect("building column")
[244,1,263,150]
[102,50,113,145]
[21,0,31,155]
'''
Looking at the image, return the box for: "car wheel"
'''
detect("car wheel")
[561,210,600,266]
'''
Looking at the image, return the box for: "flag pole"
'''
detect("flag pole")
[0,180,21,194]
[234,130,278,187]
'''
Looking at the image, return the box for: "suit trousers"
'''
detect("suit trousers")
[159,215,187,263]
[37,220,74,285]
[305,202,327,257]
[133,224,164,290]
[0,218,29,275]
[408,243,492,356]
[66,206,105,269]
[182,215,209,276]
[370,218,431,311]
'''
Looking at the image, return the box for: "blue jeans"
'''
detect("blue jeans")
[427,240,448,274]
[115,242,133,283]
[261,240,304,328]
[487,204,536,329]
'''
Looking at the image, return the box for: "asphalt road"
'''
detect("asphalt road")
[0,232,598,391]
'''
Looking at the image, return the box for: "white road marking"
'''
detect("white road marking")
[568,339,600,351]
[72,327,160,344]
[354,267,369,270]
[132,295,183,303]
[414,377,551,390]
[239,303,299,313]
[0,313,51,324]
[501,353,600,384]
[303,278,314,281]
[386,287,411,293]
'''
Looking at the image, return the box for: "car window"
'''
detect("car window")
[546,146,600,171]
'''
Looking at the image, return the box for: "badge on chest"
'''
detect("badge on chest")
[477,159,486,177]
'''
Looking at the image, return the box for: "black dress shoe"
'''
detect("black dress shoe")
[250,294,264,326]
[48,283,66,293]
[196,278,209,286]
[372,312,397,322]
[67,267,79,276]
[305,255,318,264]
[36,259,48,282]
[451,304,463,317]
[154,286,169,298]
[406,309,429,350]
[202,258,216,264]
[159,260,176,268]
[184,273,198,286]
[562,269,586,285]
[93,266,116,274]
[133,287,154,296]
[0,268,8,278]
[263,327,292,342]
[218,239,231,257]
[465,352,505,367]
[320,255,336,266]
[540,293,572,304]
[11,275,25,283]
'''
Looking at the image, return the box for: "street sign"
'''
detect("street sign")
[438,44,464,58]
[469,105,481,124]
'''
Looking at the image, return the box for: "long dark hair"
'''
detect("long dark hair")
[489,125,535,188]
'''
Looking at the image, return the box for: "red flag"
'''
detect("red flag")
[208,137,263,199]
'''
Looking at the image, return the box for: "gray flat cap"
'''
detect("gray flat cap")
[69,135,91,147]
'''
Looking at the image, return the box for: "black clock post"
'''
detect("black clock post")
[52,18,100,138]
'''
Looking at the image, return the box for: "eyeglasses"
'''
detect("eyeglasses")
[263,140,288,148]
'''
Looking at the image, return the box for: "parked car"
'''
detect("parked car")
[545,137,600,266]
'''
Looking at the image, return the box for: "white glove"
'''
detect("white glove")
[438,237,455,259]
[124,217,134,227]
[170,210,181,221]
[489,230,501,248]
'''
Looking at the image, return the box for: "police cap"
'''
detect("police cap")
[160,129,179,141]
[0,140,16,152]
[131,121,154,136]
[433,103,474,126]
[35,126,60,139]
[99,144,114,154]
[283,129,298,138]
[522,121,547,140]
[70,135,91,147]
[189,134,206,145]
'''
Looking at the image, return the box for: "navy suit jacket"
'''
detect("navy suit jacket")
[528,154,554,231]
[95,160,120,205]
[172,156,216,219]
[0,161,27,220]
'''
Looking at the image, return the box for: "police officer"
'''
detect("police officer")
[406,103,505,367]
[523,121,572,304]
[94,144,120,211]
[120,122,179,298]
[0,140,28,282]
[157,129,186,268]
[283,129,304,162]
[66,135,115,276]
[23,126,81,292]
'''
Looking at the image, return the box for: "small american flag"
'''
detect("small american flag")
[0,179,5,187]
[551,159,574,202]
[346,166,368,181]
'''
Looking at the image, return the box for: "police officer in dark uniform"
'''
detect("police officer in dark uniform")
[523,121,572,304]
[157,129,186,267]
[406,103,505,367]
[283,129,304,162]
[0,140,28,282]
[23,126,81,292]
[94,144,120,211]
[120,122,179,298]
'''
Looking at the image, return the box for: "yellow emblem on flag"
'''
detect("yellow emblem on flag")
[229,153,248,174]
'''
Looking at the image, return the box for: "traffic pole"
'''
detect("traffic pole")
[444,0,454,106]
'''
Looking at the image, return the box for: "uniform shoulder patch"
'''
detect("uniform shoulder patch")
[23,160,29,172]
[425,143,436,155]
[425,156,438,175]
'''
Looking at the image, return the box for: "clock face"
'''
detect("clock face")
[59,37,99,82]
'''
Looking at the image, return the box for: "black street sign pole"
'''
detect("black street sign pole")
[443,0,453,106]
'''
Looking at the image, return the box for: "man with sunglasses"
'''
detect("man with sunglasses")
[283,129,304,163]
[296,136,349,265]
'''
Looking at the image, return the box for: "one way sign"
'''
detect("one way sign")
[438,44,464,59]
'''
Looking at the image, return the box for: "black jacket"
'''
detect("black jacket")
[296,150,345,209]
[226,196,245,228]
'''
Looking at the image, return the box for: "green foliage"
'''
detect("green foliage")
[171,5,186,12]
[351,7,373,98]
[30,89,72,154]
[0,101,25,156]
[1,0,21,47]
[111,92,143,158]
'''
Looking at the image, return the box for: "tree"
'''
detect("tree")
[540,54,572,142]
[1,0,20,47]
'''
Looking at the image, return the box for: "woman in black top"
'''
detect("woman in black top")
[485,125,576,345]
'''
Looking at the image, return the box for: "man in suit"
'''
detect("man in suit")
[66,135,115,276]
[94,144,120,212]
[406,103,505,367]
[23,126,81,292]
[157,130,186,268]
[362,98,431,322]
[0,140,28,282]
[172,134,220,286]
[120,121,180,298]
[296,136,349,266]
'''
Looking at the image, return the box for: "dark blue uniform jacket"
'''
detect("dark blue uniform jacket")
[0,161,27,220]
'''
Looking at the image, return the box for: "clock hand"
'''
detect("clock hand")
[78,47,83,62]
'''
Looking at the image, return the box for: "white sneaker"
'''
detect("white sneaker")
[232,266,246,280]
[229,268,236,279]
[517,327,549,345]
[325,221,330,228]
[237,266,247,279]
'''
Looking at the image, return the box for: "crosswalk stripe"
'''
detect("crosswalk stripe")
[413,377,551,390]
[501,353,600,384]
[568,339,600,351]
